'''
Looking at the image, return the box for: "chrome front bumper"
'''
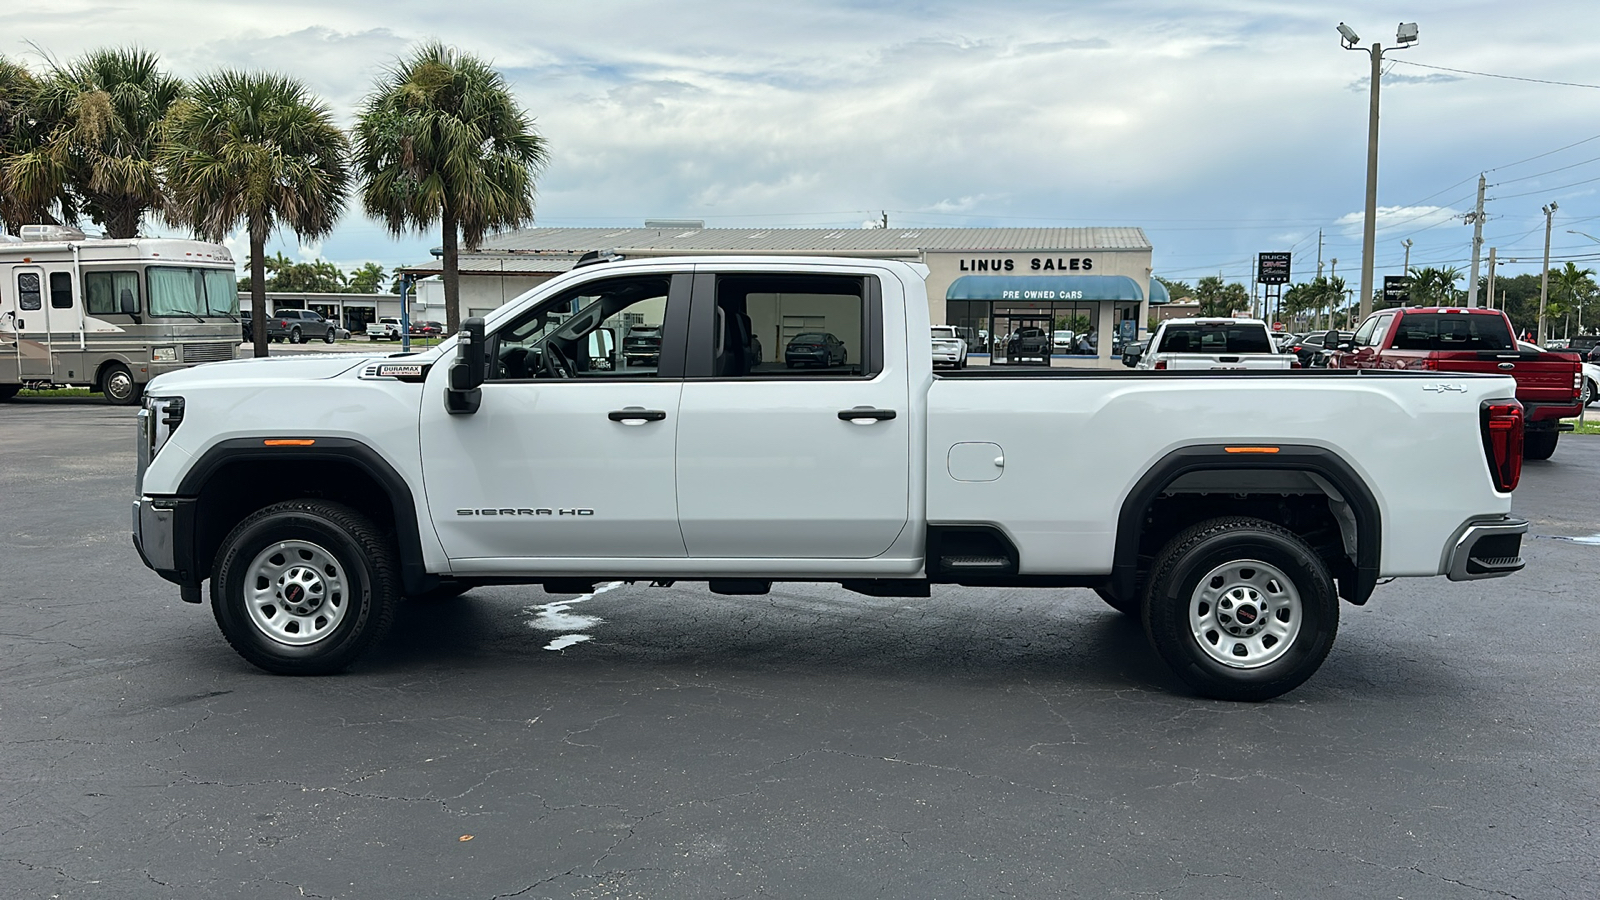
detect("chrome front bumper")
[132,497,176,571]
[1444,517,1529,581]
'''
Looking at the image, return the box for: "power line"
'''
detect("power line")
[1494,172,1600,200]
[1490,153,1600,186]
[1390,59,1600,90]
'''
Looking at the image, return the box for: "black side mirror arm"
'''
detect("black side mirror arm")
[445,317,486,415]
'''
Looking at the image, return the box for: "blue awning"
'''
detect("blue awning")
[1149,278,1171,305]
[946,274,1144,302]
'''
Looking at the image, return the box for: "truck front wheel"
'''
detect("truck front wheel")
[1142,517,1338,702]
[211,500,399,675]
[1524,431,1559,460]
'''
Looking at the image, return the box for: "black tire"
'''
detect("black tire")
[1524,431,1559,461]
[1094,587,1140,618]
[322,327,335,344]
[289,327,303,344]
[100,363,142,406]
[0,384,19,402]
[210,500,399,675]
[1142,516,1338,702]
[1586,379,1596,408]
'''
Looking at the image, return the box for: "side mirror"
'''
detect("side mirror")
[445,317,486,415]
[119,290,138,315]
[1122,346,1143,367]
[588,327,616,370]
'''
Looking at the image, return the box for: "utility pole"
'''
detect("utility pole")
[1485,247,1497,310]
[1466,174,1486,306]
[1317,229,1324,279]
[1539,203,1557,345]
[1358,40,1382,320]
[1329,258,1339,327]
[1401,238,1412,277]
[881,210,888,229]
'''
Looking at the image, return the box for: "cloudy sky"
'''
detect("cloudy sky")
[8,0,1600,292]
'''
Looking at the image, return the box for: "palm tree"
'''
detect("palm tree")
[159,71,351,358]
[30,47,184,238]
[354,41,548,335]
[0,55,76,232]
[1407,266,1463,306]
[1549,261,1596,337]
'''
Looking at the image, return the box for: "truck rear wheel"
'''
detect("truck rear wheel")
[1142,517,1338,702]
[211,500,399,675]
[1524,431,1558,461]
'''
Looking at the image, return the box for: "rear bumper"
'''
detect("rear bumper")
[1524,400,1583,427]
[1443,516,1528,581]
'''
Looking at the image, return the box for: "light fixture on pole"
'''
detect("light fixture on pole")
[1341,20,1419,322]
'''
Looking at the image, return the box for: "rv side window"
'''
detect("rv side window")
[85,271,141,316]
[49,273,73,309]
[18,273,42,311]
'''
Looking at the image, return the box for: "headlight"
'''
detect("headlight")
[144,395,185,462]
[152,346,177,362]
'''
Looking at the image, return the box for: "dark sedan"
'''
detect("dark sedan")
[785,332,848,368]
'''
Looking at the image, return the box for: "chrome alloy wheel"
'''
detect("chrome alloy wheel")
[244,539,348,646]
[1189,559,1302,669]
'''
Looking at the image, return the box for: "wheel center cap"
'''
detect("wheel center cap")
[1235,603,1259,625]
[286,584,304,604]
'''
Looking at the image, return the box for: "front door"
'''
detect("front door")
[420,272,692,562]
[13,268,53,379]
[674,269,912,559]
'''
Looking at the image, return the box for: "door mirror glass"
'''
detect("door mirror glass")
[588,327,616,370]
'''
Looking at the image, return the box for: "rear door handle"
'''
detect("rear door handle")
[608,408,667,424]
[838,407,897,423]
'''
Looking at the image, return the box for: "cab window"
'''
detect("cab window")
[1351,315,1381,347]
[700,273,877,378]
[85,271,141,315]
[489,274,679,380]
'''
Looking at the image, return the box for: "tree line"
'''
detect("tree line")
[0,44,547,355]
[1158,263,1597,340]
[236,254,395,295]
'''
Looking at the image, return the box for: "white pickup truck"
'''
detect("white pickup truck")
[1135,317,1296,371]
[133,256,1529,701]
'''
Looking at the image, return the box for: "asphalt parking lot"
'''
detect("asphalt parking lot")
[3,400,1597,899]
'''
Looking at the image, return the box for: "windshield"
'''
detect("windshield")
[1158,323,1273,354]
[147,266,239,318]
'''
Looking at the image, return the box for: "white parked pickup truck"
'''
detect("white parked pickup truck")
[133,256,1529,700]
[1136,317,1297,371]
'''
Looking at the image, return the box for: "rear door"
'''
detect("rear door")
[674,267,911,559]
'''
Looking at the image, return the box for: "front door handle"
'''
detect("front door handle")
[608,407,667,424]
[838,407,897,423]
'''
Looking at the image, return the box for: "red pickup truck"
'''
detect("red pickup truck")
[1327,307,1584,460]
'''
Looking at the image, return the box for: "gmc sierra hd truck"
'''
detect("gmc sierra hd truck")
[134,256,1530,701]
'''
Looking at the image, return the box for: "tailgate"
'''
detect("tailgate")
[1433,351,1578,403]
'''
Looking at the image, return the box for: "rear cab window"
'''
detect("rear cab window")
[1391,313,1514,351]
[1157,322,1273,354]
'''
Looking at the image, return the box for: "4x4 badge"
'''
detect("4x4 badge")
[1422,383,1467,393]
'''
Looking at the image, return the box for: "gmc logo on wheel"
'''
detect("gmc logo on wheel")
[457,508,595,517]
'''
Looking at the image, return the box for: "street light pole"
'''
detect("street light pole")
[1341,22,1418,321]
[1539,203,1557,345]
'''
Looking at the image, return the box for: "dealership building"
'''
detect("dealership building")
[400,225,1165,365]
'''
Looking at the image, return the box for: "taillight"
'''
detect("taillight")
[1154,360,1167,370]
[1290,359,1302,369]
[1480,400,1524,492]
[1575,369,1584,398]
[1423,358,1439,371]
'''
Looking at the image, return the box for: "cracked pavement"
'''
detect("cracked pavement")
[2,400,1597,898]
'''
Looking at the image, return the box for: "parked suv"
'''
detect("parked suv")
[1005,327,1050,365]
[265,309,337,344]
[624,325,663,366]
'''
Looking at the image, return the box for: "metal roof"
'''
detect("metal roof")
[395,255,578,276]
[472,226,1151,254]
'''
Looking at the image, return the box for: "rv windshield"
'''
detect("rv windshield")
[147,266,240,318]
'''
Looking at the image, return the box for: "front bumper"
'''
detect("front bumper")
[132,495,202,599]
[1443,516,1529,581]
